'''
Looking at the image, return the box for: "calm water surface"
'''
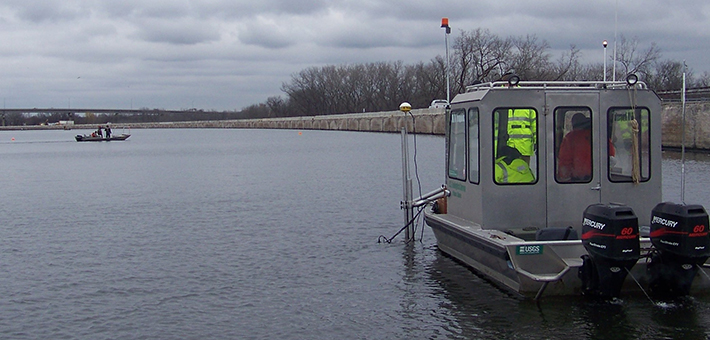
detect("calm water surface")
[1,128,710,339]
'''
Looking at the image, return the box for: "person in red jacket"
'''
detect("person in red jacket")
[558,113,615,182]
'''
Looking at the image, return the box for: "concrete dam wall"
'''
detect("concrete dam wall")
[662,102,710,149]
[3,102,710,150]
[97,108,447,135]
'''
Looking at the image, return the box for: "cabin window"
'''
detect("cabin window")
[468,108,480,184]
[448,108,466,181]
[608,107,651,182]
[493,108,537,184]
[554,107,593,183]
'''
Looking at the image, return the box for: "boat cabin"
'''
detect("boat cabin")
[444,76,661,236]
[420,75,710,298]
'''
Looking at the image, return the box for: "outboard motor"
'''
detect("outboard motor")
[647,202,710,297]
[578,203,640,298]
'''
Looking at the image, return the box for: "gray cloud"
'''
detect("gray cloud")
[6,1,87,23]
[134,19,221,45]
[0,0,707,111]
[237,16,301,49]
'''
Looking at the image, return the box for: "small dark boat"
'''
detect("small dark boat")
[75,133,130,142]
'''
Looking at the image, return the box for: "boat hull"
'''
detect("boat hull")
[75,134,130,142]
[425,209,710,298]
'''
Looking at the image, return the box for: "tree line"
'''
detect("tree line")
[243,29,709,118]
[0,109,243,127]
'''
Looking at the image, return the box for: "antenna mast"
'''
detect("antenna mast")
[612,0,618,82]
[681,61,688,203]
[441,18,451,106]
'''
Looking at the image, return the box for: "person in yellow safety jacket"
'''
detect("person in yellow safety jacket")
[617,109,648,138]
[495,146,535,183]
[506,108,536,160]
[613,110,635,148]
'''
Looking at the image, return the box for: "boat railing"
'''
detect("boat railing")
[517,266,571,301]
[465,76,647,93]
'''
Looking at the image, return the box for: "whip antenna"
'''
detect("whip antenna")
[681,61,688,203]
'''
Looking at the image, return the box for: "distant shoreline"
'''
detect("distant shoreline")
[2,102,709,150]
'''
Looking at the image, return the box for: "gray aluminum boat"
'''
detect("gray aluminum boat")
[407,75,710,299]
[75,133,130,142]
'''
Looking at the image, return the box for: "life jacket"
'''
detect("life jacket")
[613,110,635,141]
[506,109,536,156]
[495,156,535,183]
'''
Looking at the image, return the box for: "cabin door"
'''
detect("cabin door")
[545,92,602,229]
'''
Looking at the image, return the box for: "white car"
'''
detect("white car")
[429,99,448,109]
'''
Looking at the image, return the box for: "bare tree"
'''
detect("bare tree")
[550,45,582,80]
[568,62,604,81]
[241,103,270,119]
[5,112,24,125]
[281,66,326,116]
[265,96,289,117]
[612,35,661,80]
[423,56,448,101]
[453,30,580,84]
[510,35,552,80]
[273,29,690,117]
[696,71,710,88]
[452,28,512,89]
[645,60,687,91]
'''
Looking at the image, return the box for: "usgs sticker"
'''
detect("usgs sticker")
[516,245,544,255]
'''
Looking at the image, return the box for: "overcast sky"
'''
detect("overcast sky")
[0,0,707,111]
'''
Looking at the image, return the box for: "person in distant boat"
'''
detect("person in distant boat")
[97,126,103,138]
[557,113,615,182]
[495,145,535,184]
[105,125,111,138]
